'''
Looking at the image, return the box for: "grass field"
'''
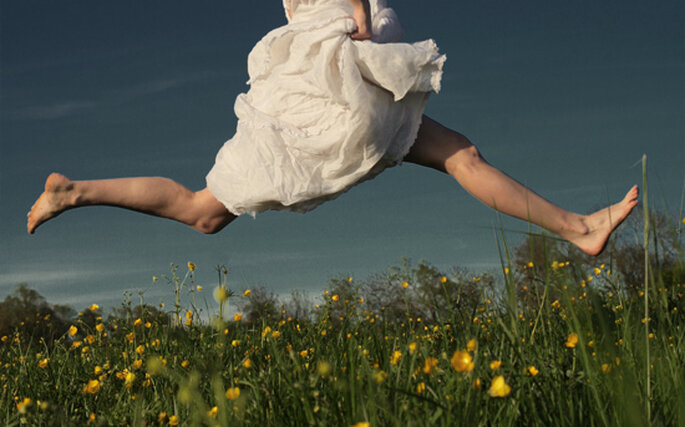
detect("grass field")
[2,185,684,425]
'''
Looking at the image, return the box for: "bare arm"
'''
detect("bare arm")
[348,0,372,40]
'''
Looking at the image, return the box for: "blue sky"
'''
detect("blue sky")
[1,0,683,311]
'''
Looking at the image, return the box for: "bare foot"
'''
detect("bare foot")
[566,185,639,256]
[27,173,77,234]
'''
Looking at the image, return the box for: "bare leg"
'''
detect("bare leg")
[27,173,235,234]
[404,116,638,256]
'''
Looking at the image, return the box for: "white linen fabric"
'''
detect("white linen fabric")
[206,0,445,216]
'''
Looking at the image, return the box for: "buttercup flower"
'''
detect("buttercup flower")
[423,357,438,375]
[68,325,78,336]
[489,360,502,371]
[38,357,49,369]
[243,289,251,297]
[187,262,196,272]
[233,313,243,322]
[214,285,229,303]
[226,387,240,400]
[450,350,475,373]
[527,365,539,376]
[466,339,477,351]
[488,376,511,397]
[208,406,218,418]
[89,304,99,311]
[16,397,32,413]
[83,379,101,394]
[566,333,579,348]
[389,350,402,366]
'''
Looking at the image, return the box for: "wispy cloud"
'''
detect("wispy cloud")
[4,71,225,122]
[10,101,97,120]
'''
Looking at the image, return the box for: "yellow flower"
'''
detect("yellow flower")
[527,365,539,376]
[261,326,272,338]
[317,361,332,378]
[208,406,218,418]
[440,276,447,283]
[566,333,579,348]
[94,366,103,375]
[416,382,426,394]
[271,331,281,339]
[16,397,32,413]
[242,358,252,369]
[225,387,240,400]
[83,379,101,394]
[332,294,339,302]
[402,281,409,288]
[135,345,145,355]
[243,289,251,297]
[169,415,179,426]
[450,350,475,373]
[389,350,402,366]
[299,349,309,358]
[527,261,534,268]
[504,267,510,274]
[231,340,241,347]
[594,267,602,275]
[89,413,96,422]
[131,359,143,370]
[489,360,502,371]
[187,262,196,272]
[488,376,511,397]
[68,325,78,336]
[181,360,189,368]
[374,370,387,384]
[125,371,136,388]
[423,357,438,375]
[233,313,243,322]
[214,285,229,302]
[185,310,193,319]
[351,423,370,427]
[95,323,105,333]
[38,357,49,369]
[145,321,151,329]
[89,304,99,311]
[408,342,417,353]
[466,339,477,351]
[601,363,611,373]
[133,318,143,327]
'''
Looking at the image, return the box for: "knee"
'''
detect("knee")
[190,189,234,234]
[445,136,485,176]
[194,216,228,234]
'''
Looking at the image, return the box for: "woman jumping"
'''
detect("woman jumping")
[27,0,638,257]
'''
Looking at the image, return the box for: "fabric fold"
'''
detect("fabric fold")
[207,0,446,217]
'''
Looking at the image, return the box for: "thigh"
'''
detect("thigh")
[404,115,474,173]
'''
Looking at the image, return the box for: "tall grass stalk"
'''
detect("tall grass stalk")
[642,154,650,424]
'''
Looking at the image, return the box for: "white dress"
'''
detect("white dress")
[206,0,445,216]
